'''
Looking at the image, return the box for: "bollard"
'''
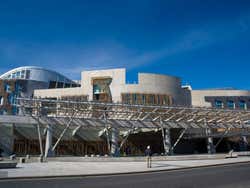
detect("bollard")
[38,155,44,163]
[26,155,30,161]
[19,157,25,163]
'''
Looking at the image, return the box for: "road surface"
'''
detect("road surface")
[1,162,250,188]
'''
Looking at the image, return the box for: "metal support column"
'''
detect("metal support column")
[111,127,119,157]
[164,128,172,155]
[44,124,54,158]
[52,111,76,151]
[160,118,166,155]
[104,112,111,155]
[36,122,44,157]
[206,128,215,154]
[240,136,248,151]
[171,128,187,152]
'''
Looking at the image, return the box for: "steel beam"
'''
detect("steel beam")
[163,128,172,155]
[171,128,187,152]
[52,111,76,151]
[206,128,215,154]
[44,124,53,158]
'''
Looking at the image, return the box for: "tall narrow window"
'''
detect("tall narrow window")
[239,100,247,110]
[21,70,25,79]
[26,70,30,79]
[149,95,155,104]
[227,100,235,109]
[133,94,137,104]
[4,83,11,93]
[142,95,146,104]
[16,71,21,78]
[157,95,161,104]
[215,100,223,108]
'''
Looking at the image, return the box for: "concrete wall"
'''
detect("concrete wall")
[81,68,126,102]
[191,90,250,107]
[34,68,191,106]
[121,73,190,105]
[34,87,84,99]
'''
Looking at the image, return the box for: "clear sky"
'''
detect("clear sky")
[0,0,250,89]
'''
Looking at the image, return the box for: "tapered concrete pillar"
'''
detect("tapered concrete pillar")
[111,127,119,157]
[45,125,54,158]
[164,128,172,155]
[207,129,215,154]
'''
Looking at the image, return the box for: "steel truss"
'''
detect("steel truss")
[15,97,250,156]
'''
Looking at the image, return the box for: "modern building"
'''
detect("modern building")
[0,66,80,156]
[0,67,250,157]
[191,89,250,110]
[0,66,80,115]
[34,68,250,111]
[34,68,191,106]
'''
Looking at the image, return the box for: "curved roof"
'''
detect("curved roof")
[0,66,77,84]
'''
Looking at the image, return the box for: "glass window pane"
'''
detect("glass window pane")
[16,71,21,78]
[215,100,223,108]
[26,70,30,79]
[239,100,247,110]
[227,101,235,109]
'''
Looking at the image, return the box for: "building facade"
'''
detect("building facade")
[34,68,191,106]
[1,67,250,157]
[191,89,250,110]
[0,66,80,115]
[0,67,80,156]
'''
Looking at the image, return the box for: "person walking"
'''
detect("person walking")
[145,145,152,168]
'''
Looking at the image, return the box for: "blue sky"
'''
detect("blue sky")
[0,0,250,89]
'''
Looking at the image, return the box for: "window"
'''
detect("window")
[93,84,101,94]
[227,101,235,109]
[11,73,16,79]
[4,83,11,93]
[16,71,21,78]
[239,100,247,110]
[215,100,223,108]
[149,95,155,104]
[142,95,146,104]
[49,81,57,88]
[57,82,64,88]
[21,70,25,79]
[26,70,30,79]
[157,95,161,104]
[64,83,70,88]
[126,94,131,104]
[163,96,168,105]
[133,94,137,103]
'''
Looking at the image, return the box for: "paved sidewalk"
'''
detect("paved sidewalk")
[0,157,250,179]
